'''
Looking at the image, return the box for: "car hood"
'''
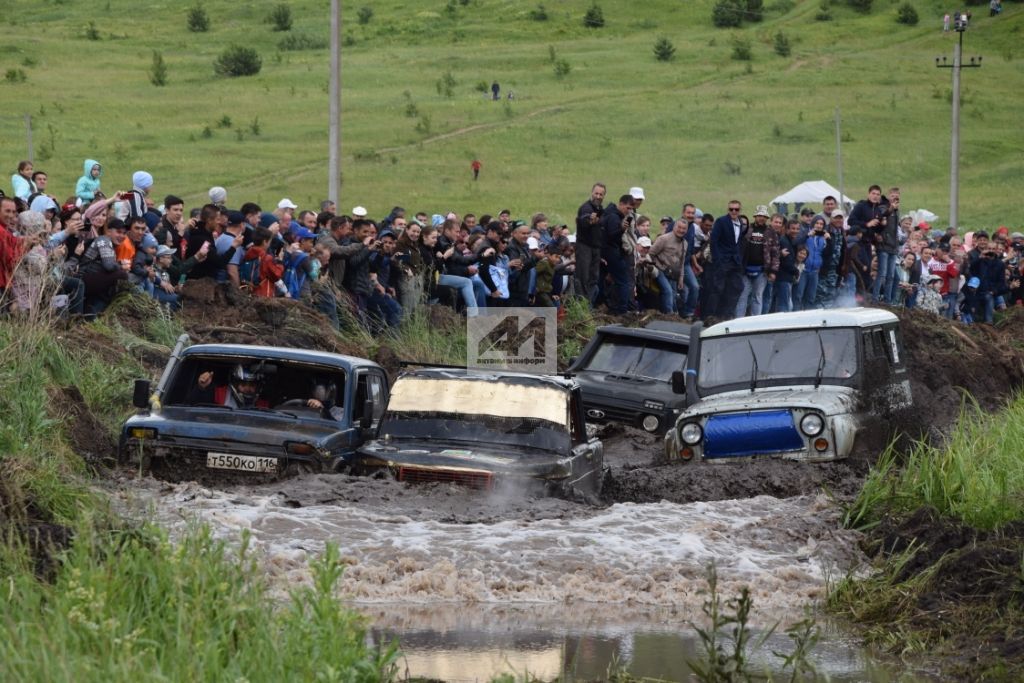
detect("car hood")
[682,386,859,418]
[357,439,575,478]
[124,407,352,448]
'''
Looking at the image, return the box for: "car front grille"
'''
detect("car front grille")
[397,466,494,490]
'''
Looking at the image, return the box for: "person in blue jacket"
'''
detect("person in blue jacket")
[75,159,103,204]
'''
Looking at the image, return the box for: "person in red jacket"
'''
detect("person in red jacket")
[0,196,27,296]
[241,227,285,298]
[927,243,960,319]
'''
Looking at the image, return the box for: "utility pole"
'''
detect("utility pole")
[936,11,982,230]
[328,0,341,206]
[834,107,844,209]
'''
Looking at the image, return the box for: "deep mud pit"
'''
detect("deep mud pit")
[96,299,1024,679]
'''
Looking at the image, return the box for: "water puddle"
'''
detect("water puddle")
[108,474,910,680]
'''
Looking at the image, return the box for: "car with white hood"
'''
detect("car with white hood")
[664,308,911,463]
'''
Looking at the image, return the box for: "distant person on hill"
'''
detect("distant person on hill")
[471,159,481,181]
[491,81,500,101]
[75,159,103,205]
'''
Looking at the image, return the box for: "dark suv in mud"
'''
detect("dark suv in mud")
[568,321,691,435]
[353,367,604,498]
[120,336,389,475]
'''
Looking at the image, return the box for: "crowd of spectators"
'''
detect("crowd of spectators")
[2,160,1022,330]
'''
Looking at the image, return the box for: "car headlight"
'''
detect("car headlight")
[800,413,824,437]
[680,422,703,445]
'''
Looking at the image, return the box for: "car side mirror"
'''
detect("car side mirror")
[670,370,685,395]
[359,399,373,429]
[132,379,151,409]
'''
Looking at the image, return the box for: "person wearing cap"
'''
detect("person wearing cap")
[574,183,606,305]
[649,219,688,315]
[214,211,247,288]
[916,273,945,316]
[125,171,153,222]
[734,205,780,318]
[658,216,674,239]
[797,207,816,243]
[815,210,848,308]
[146,245,181,311]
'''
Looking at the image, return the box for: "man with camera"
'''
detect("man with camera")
[600,194,636,314]
[574,183,606,305]
[869,187,902,305]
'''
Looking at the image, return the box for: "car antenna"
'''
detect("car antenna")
[747,339,759,393]
[814,331,827,389]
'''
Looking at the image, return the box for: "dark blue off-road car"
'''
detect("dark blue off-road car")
[119,336,389,475]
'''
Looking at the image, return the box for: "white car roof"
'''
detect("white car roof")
[702,308,899,338]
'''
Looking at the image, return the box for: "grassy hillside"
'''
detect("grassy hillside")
[1,0,1021,227]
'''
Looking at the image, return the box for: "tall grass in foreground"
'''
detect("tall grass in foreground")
[0,527,397,683]
[844,394,1024,531]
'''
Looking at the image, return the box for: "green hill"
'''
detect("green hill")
[1,0,1021,227]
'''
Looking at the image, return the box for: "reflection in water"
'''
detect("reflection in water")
[363,604,903,682]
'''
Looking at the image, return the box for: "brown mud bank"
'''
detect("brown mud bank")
[850,508,1024,680]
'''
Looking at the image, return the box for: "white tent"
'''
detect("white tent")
[771,180,856,210]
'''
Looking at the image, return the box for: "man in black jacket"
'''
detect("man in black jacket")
[505,222,537,307]
[871,187,902,304]
[600,194,636,314]
[342,219,379,317]
[574,183,606,305]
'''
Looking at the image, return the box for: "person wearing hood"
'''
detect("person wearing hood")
[75,160,103,204]
[10,161,36,201]
[125,171,153,221]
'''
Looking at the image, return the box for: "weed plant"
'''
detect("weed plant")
[845,394,1024,531]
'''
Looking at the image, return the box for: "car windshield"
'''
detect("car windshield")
[583,336,687,381]
[697,328,858,395]
[380,376,572,453]
[164,355,346,418]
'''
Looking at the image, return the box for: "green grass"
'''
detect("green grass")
[0,315,397,682]
[0,526,397,683]
[1,1,1021,227]
[845,393,1024,531]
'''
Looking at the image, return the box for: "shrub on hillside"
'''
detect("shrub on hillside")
[653,37,676,62]
[896,2,919,24]
[583,2,605,28]
[712,0,744,27]
[187,5,209,33]
[278,33,328,51]
[847,0,873,13]
[747,0,764,22]
[529,4,548,21]
[553,57,571,78]
[214,46,262,77]
[773,31,791,57]
[269,4,293,31]
[357,6,374,25]
[150,51,167,86]
[732,36,752,60]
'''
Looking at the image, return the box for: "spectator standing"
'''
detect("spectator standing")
[506,222,537,307]
[735,205,779,318]
[776,218,801,312]
[649,219,688,315]
[679,203,701,319]
[816,210,848,308]
[708,200,745,319]
[574,183,605,304]
[471,159,481,181]
[600,194,635,314]
[871,188,902,304]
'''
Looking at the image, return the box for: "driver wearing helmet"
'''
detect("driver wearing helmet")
[307,377,343,420]
[191,364,270,408]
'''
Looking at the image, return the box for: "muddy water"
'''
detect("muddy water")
[107,466,901,680]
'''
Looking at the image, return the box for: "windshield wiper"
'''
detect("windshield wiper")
[814,331,827,389]
[748,339,759,393]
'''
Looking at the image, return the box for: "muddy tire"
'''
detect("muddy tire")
[282,461,322,478]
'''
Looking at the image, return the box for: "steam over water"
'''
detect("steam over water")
[113,475,862,620]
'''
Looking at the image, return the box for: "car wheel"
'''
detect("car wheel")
[282,461,321,478]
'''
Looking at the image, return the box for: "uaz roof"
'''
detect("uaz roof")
[702,308,899,338]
